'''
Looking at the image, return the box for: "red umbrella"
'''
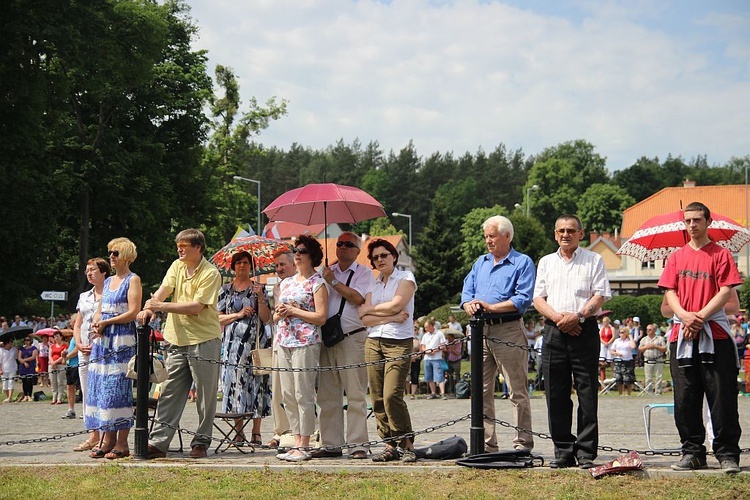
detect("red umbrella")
[263,183,386,264]
[617,210,750,262]
[210,236,292,276]
[34,328,58,338]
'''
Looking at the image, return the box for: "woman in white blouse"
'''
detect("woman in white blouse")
[359,239,416,463]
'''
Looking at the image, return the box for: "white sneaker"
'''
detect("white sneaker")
[61,409,76,419]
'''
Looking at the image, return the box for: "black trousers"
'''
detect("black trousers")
[22,376,35,396]
[542,319,600,460]
[670,338,741,461]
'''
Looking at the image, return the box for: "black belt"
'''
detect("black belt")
[344,327,366,337]
[484,314,522,326]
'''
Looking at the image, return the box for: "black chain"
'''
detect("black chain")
[148,413,472,452]
[482,415,750,456]
[164,338,465,373]
[1,345,134,383]
[0,417,135,446]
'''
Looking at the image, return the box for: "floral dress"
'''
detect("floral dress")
[85,274,136,432]
[275,273,324,348]
[218,283,270,417]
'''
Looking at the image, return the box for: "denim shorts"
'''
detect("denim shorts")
[423,359,445,382]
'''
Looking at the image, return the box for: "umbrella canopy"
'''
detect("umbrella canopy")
[263,183,386,264]
[263,183,386,226]
[0,325,33,343]
[34,327,58,338]
[209,236,292,276]
[617,210,750,262]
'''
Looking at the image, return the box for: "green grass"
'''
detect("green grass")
[0,466,747,499]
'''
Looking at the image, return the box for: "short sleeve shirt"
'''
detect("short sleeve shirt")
[276,273,325,348]
[160,257,222,346]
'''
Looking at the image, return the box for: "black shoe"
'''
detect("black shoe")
[671,454,707,471]
[549,457,576,469]
[309,448,343,458]
[578,458,595,469]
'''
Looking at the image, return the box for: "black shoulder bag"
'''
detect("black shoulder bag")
[321,270,354,348]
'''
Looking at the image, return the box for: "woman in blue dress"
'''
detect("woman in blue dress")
[87,237,142,459]
[218,251,272,445]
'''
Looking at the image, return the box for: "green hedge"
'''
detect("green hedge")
[603,294,664,327]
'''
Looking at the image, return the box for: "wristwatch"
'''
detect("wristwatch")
[577,312,585,324]
[331,279,339,287]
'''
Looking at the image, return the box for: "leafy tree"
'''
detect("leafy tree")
[526,140,609,232]
[577,183,635,234]
[612,156,664,202]
[202,64,287,247]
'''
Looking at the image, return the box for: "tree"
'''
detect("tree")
[202,64,287,247]
[613,156,664,202]
[578,184,635,234]
[526,140,609,232]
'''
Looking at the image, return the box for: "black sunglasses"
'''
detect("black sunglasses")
[293,247,309,255]
[336,241,358,249]
[371,252,391,261]
[108,250,120,257]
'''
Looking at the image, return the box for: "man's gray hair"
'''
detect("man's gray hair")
[338,231,361,248]
[482,215,514,242]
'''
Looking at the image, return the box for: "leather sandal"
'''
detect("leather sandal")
[371,447,399,462]
[105,449,130,460]
[74,441,96,452]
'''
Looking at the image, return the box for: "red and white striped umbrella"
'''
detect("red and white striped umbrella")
[617,211,750,262]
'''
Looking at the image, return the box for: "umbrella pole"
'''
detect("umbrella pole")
[324,201,328,267]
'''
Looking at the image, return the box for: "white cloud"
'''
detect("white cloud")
[184,0,750,169]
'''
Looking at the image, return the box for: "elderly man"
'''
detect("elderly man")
[313,231,375,459]
[533,214,611,469]
[461,215,536,452]
[265,248,295,449]
[137,229,222,460]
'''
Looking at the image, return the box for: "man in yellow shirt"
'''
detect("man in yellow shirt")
[137,229,222,459]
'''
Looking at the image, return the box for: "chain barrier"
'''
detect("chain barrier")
[0,345,134,384]
[148,413,472,452]
[163,338,466,373]
[0,417,135,446]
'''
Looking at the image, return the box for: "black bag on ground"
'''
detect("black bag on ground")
[455,379,470,399]
[414,435,467,459]
[33,390,46,401]
[456,449,544,469]
[321,271,354,348]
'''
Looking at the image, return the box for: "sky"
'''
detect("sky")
[184,0,750,171]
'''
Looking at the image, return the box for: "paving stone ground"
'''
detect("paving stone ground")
[1,386,749,476]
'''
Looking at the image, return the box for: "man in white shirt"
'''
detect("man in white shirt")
[420,320,447,399]
[533,214,611,469]
[447,315,462,332]
[315,232,375,459]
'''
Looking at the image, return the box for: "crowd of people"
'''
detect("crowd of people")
[0,202,746,473]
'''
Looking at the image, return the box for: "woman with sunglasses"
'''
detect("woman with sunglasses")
[218,251,272,446]
[71,257,110,451]
[358,238,417,463]
[16,337,38,401]
[273,235,328,462]
[87,238,142,460]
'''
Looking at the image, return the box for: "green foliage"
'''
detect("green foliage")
[577,183,635,233]
[604,293,663,327]
[739,277,750,313]
[423,303,470,328]
[526,140,610,232]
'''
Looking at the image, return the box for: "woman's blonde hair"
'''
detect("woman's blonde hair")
[108,237,137,264]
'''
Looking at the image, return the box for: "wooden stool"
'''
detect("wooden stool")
[212,412,255,454]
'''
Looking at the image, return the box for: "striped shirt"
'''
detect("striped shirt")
[533,247,611,314]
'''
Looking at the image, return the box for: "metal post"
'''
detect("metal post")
[469,314,485,455]
[133,324,151,460]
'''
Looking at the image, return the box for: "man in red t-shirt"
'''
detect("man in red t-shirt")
[658,202,742,474]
